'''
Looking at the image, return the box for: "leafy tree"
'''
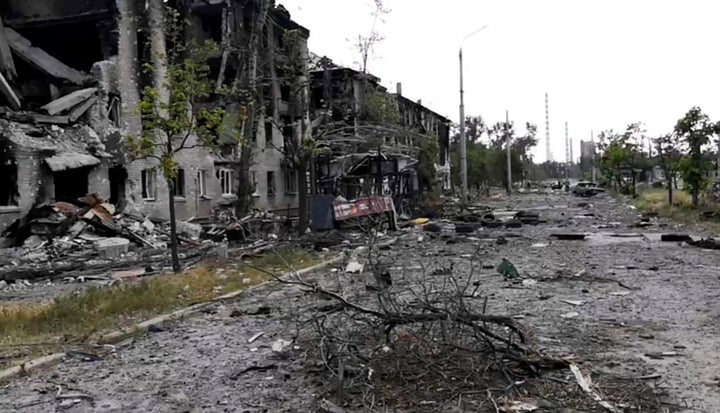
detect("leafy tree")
[129,40,225,273]
[513,123,539,185]
[596,128,641,194]
[674,107,720,207]
[654,133,683,205]
[417,137,440,193]
[364,89,401,124]
[450,116,536,192]
[450,116,489,191]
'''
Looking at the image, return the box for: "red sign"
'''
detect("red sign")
[333,196,395,221]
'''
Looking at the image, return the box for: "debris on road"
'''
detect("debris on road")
[345,260,364,274]
[247,332,265,344]
[500,400,539,412]
[570,364,621,413]
[551,233,586,240]
[271,339,293,354]
[497,258,520,279]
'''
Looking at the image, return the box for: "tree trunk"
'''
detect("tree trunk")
[166,177,181,273]
[297,161,308,235]
[667,176,673,206]
[235,113,255,217]
[233,0,269,217]
[692,185,699,208]
[147,0,168,106]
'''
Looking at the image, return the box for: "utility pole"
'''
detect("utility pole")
[545,93,551,162]
[591,130,597,182]
[459,49,467,202]
[506,110,512,195]
[457,25,488,203]
[565,121,570,179]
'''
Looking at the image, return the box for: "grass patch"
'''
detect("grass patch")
[635,187,720,231]
[0,247,325,370]
[635,187,692,214]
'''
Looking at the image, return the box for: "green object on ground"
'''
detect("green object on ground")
[496,258,519,279]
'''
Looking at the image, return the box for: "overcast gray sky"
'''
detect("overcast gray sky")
[282,0,720,162]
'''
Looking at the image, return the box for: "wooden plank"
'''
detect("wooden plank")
[5,27,86,85]
[40,87,96,115]
[68,96,97,122]
[0,18,16,80]
[0,70,21,110]
[30,113,70,124]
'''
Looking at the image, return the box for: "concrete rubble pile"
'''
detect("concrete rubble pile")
[0,193,215,283]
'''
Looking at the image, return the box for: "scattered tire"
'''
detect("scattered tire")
[504,220,522,228]
[660,234,692,243]
[424,223,442,233]
[481,220,503,228]
[454,224,476,234]
[551,233,586,240]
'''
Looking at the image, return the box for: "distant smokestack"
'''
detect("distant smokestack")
[396,82,402,96]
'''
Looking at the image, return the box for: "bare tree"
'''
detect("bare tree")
[355,0,390,74]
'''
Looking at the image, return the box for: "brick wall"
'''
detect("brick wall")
[0,149,42,231]
[127,134,224,221]
[0,145,113,232]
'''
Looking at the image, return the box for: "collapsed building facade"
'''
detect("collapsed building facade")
[308,59,451,212]
[0,0,309,231]
[0,1,450,233]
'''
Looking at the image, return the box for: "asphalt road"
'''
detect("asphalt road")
[2,191,720,412]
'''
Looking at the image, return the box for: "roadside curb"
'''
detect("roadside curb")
[0,254,343,383]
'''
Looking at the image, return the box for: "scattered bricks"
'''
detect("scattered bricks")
[94,237,130,258]
[141,219,155,233]
[176,221,202,240]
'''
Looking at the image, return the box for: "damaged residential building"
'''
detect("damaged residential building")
[308,58,451,209]
[0,0,309,231]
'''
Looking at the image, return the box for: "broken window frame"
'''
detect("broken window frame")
[267,170,276,197]
[284,169,297,194]
[219,168,234,197]
[172,168,185,198]
[0,154,19,207]
[251,171,259,196]
[141,169,157,201]
[265,121,274,148]
[197,169,208,199]
[107,94,121,127]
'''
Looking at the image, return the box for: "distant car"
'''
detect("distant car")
[572,181,604,197]
[550,181,564,190]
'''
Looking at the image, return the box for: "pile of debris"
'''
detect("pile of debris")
[0,193,212,282]
[199,210,284,243]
